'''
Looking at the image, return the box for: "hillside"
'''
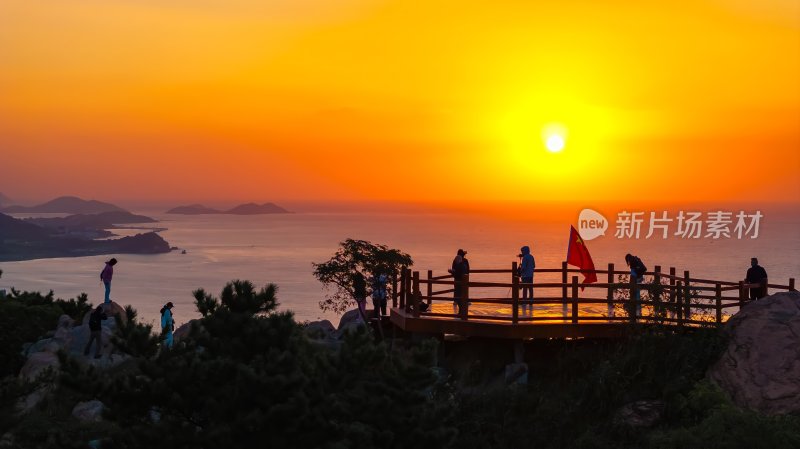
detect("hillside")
[2,196,126,214]
[167,202,290,215]
[0,212,170,261]
[26,211,157,229]
[166,204,223,214]
[225,202,289,215]
[0,212,49,240]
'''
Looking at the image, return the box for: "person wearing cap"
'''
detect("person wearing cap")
[160,302,175,348]
[448,249,470,309]
[518,246,536,303]
[744,258,768,300]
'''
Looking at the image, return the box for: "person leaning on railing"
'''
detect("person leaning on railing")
[625,253,647,317]
[449,249,469,311]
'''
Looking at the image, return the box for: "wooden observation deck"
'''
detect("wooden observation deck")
[388,262,796,340]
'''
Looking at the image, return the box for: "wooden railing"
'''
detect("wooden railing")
[391,262,796,327]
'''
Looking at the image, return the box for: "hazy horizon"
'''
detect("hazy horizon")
[2,191,799,211]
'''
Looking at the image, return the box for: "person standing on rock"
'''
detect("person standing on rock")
[745,257,768,300]
[160,302,175,349]
[83,305,108,359]
[100,258,118,304]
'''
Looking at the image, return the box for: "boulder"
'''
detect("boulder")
[72,400,106,422]
[174,319,203,342]
[57,314,75,329]
[336,320,368,338]
[21,301,129,373]
[504,362,528,386]
[81,301,127,326]
[709,291,800,415]
[0,432,14,448]
[337,308,368,330]
[25,338,58,356]
[19,351,60,381]
[63,316,116,357]
[335,308,374,338]
[15,385,53,415]
[305,320,336,339]
[614,400,665,428]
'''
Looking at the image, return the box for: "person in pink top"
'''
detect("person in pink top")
[100,258,117,304]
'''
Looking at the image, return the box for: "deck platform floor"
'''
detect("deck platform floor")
[390,302,707,339]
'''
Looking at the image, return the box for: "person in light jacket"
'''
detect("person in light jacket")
[160,302,175,349]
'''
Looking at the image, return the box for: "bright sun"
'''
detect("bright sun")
[546,134,565,153]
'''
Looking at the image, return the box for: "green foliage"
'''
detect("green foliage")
[447,329,735,449]
[313,239,412,314]
[649,381,800,449]
[0,289,92,377]
[54,293,92,322]
[193,279,277,317]
[192,288,218,317]
[613,275,711,325]
[9,279,449,448]
[3,279,798,449]
[111,305,160,358]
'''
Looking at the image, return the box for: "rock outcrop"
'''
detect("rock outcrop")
[72,400,106,422]
[709,291,800,415]
[19,352,60,382]
[614,400,665,428]
[173,319,201,341]
[335,309,372,337]
[19,302,130,380]
[304,320,336,339]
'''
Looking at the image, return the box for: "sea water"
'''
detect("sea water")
[1,205,798,327]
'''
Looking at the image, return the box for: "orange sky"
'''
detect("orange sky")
[1,0,799,205]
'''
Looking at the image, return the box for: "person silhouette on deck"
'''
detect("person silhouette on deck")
[449,249,469,311]
[745,257,768,300]
[370,272,388,319]
[625,253,647,317]
[518,246,536,303]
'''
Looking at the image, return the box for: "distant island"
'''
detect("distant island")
[0,192,11,207]
[0,212,170,262]
[2,196,126,214]
[165,204,223,215]
[24,211,160,239]
[166,202,290,215]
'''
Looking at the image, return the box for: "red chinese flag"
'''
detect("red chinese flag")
[566,225,598,288]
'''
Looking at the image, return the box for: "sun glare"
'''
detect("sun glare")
[546,134,565,153]
[541,123,567,153]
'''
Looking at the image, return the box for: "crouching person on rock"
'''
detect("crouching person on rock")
[84,305,108,359]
